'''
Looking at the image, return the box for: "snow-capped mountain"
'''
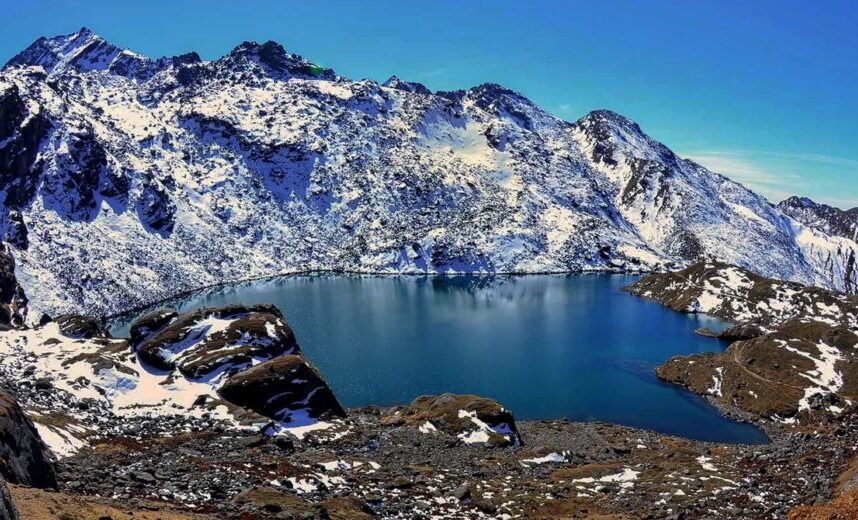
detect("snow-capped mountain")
[778,196,858,243]
[1,27,857,318]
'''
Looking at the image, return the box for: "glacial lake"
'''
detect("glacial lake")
[109,274,768,444]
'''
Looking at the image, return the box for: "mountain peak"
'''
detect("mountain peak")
[220,39,335,80]
[779,195,820,209]
[382,75,431,95]
[3,27,110,73]
[467,83,532,105]
[577,109,643,135]
[3,29,203,81]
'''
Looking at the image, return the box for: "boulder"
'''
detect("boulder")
[128,307,177,345]
[54,314,107,339]
[0,477,16,520]
[718,322,765,342]
[133,304,299,379]
[0,390,57,488]
[219,355,345,422]
[390,393,522,447]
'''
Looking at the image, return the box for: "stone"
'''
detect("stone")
[0,390,56,488]
[219,355,345,422]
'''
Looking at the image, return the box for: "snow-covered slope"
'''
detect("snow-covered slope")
[778,196,858,243]
[1,28,857,317]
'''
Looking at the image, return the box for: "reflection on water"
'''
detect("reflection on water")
[110,274,768,444]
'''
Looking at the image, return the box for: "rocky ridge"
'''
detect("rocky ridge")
[626,261,858,425]
[779,196,858,243]
[0,304,349,460]
[1,28,857,319]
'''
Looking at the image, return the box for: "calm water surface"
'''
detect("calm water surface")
[110,275,768,444]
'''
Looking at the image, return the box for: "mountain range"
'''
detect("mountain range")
[1,27,856,319]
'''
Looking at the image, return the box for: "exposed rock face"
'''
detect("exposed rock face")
[0,245,26,329]
[627,262,858,424]
[54,314,107,339]
[2,29,858,318]
[132,304,299,379]
[386,393,522,447]
[0,477,16,520]
[218,355,345,422]
[0,390,56,488]
[779,196,858,243]
[128,308,178,345]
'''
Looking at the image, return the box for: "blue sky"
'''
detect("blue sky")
[3,0,858,208]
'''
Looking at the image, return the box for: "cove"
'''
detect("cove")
[109,274,769,444]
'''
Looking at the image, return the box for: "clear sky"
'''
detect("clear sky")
[3,0,858,208]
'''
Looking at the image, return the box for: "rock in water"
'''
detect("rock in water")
[389,393,522,447]
[0,390,56,488]
[133,304,299,379]
[0,477,16,520]
[219,355,345,422]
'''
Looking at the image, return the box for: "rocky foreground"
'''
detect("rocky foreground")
[0,262,857,518]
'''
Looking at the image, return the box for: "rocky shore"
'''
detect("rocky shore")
[0,261,857,518]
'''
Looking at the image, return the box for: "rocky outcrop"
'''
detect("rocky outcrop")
[779,196,858,243]
[54,314,107,339]
[625,261,858,328]
[0,478,16,520]
[628,263,858,424]
[0,390,56,488]
[218,355,345,422]
[132,304,299,379]
[128,308,178,345]
[384,393,522,447]
[658,320,858,421]
[0,246,26,329]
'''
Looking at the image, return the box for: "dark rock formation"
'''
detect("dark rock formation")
[54,314,107,339]
[0,390,57,488]
[219,354,345,422]
[386,393,522,447]
[779,196,858,243]
[135,179,176,234]
[0,477,16,520]
[0,246,26,329]
[133,304,299,379]
[128,308,177,345]
[0,83,50,213]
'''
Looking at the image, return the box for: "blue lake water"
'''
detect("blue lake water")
[109,274,768,444]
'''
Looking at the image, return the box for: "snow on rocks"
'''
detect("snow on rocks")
[130,303,299,379]
[633,262,858,424]
[382,393,522,447]
[0,303,343,459]
[218,354,346,424]
[626,261,858,328]
[1,30,857,322]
